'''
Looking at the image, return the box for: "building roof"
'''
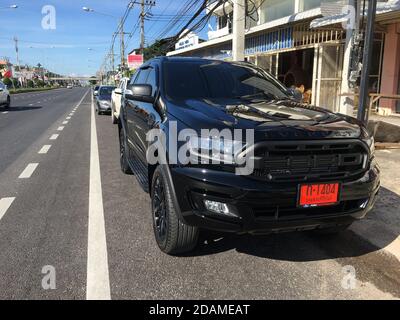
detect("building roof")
[310,0,400,28]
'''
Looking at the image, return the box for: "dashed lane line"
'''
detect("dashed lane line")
[57,126,65,131]
[50,134,59,140]
[19,163,39,179]
[0,198,15,221]
[38,145,52,154]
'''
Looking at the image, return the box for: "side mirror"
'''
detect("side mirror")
[125,84,154,103]
[94,91,98,96]
[114,88,122,95]
[287,87,303,102]
[0,88,3,92]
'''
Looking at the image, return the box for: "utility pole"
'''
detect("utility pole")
[358,0,377,123]
[140,0,145,54]
[120,18,126,68]
[13,36,20,72]
[13,37,23,85]
[140,0,156,55]
[111,43,115,72]
[232,0,245,61]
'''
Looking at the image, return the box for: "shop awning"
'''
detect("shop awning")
[310,0,400,29]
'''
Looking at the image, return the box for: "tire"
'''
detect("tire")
[4,96,10,109]
[313,223,352,235]
[119,128,132,174]
[97,108,102,115]
[151,166,199,255]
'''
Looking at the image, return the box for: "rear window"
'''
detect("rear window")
[163,61,288,101]
[99,87,115,96]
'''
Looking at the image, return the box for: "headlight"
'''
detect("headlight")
[100,101,110,107]
[365,135,375,157]
[187,136,245,165]
[361,126,375,157]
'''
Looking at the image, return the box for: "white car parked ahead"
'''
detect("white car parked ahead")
[0,80,11,109]
[111,77,130,124]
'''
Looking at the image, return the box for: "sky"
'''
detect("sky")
[0,0,211,76]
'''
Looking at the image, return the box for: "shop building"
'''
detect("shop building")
[167,0,400,115]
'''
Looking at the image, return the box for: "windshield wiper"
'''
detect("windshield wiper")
[237,92,276,101]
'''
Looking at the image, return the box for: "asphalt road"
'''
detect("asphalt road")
[0,88,399,300]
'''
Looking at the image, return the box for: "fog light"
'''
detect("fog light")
[359,199,369,209]
[204,200,233,216]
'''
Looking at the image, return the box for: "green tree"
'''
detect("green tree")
[2,77,12,87]
[27,80,34,88]
[143,38,173,61]
[12,78,19,88]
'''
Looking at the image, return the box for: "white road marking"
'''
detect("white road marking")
[87,92,111,300]
[57,126,64,131]
[62,121,68,125]
[19,163,39,179]
[38,145,52,154]
[0,198,15,221]
[2,111,8,114]
[29,104,33,106]
[66,117,71,120]
[50,134,59,140]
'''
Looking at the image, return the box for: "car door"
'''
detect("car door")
[0,82,5,104]
[134,65,160,164]
[113,80,123,116]
[125,68,150,160]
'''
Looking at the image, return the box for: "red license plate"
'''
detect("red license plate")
[298,183,340,207]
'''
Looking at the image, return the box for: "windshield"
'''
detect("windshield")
[164,61,289,101]
[99,86,115,96]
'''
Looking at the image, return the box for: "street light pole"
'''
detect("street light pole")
[357,0,378,123]
[232,0,245,61]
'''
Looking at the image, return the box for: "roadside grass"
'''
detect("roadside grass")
[10,87,60,95]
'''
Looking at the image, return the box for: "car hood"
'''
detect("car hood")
[166,98,362,140]
[98,96,111,102]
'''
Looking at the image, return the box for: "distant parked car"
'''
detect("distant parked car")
[93,85,100,97]
[111,77,129,124]
[95,85,116,115]
[66,84,73,89]
[0,80,11,109]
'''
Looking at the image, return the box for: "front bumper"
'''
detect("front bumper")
[98,103,111,112]
[169,161,380,234]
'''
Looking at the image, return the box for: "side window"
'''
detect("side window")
[129,71,139,85]
[146,68,157,96]
[135,68,150,84]
[0,82,3,89]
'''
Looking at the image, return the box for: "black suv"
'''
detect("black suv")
[118,57,380,255]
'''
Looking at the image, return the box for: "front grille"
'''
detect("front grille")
[251,140,368,182]
[252,198,367,221]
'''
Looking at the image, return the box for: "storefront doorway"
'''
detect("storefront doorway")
[312,43,344,112]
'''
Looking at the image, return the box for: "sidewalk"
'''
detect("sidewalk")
[370,114,400,127]
[369,115,400,143]
[350,148,400,261]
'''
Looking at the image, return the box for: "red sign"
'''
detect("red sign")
[3,70,12,78]
[299,183,339,207]
[127,54,143,69]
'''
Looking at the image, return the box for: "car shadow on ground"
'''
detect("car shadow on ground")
[187,187,399,262]
[3,106,42,112]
